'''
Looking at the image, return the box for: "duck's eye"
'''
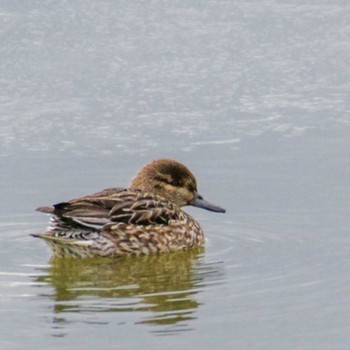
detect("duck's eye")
[169,180,179,186]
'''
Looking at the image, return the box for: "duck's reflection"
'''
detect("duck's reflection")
[36,248,224,333]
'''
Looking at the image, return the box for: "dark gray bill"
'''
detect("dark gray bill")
[190,192,226,213]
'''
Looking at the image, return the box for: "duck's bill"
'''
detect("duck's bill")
[190,192,226,213]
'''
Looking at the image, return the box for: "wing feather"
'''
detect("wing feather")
[38,188,183,231]
[109,194,181,225]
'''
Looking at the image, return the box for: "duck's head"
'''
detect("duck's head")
[130,159,226,213]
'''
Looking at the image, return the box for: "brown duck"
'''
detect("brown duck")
[33,159,225,258]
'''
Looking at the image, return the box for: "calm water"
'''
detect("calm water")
[1,1,350,349]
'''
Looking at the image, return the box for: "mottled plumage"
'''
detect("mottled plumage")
[33,159,225,258]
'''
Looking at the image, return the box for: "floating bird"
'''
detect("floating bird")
[33,159,225,258]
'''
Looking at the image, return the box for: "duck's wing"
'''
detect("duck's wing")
[108,192,182,226]
[36,188,127,230]
[37,188,183,230]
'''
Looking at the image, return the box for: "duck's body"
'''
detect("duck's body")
[34,159,225,258]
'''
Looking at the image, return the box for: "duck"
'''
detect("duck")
[33,158,225,258]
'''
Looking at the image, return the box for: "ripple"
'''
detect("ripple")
[202,210,350,334]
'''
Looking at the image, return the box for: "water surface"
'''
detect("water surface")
[1,1,350,349]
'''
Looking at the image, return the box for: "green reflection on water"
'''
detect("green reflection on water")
[36,247,223,332]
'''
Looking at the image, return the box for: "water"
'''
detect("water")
[1,1,350,349]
